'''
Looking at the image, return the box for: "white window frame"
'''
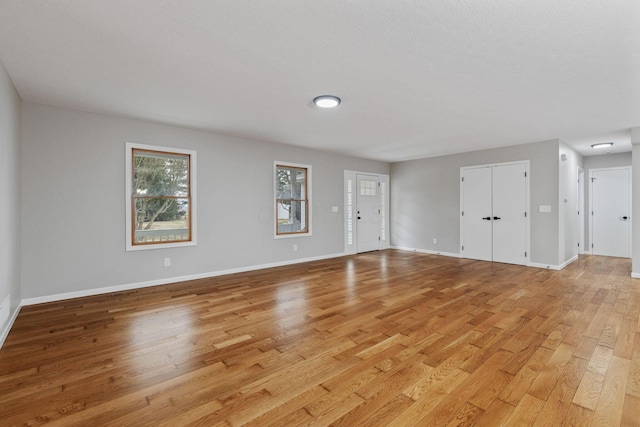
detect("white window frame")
[125,142,197,251]
[274,161,312,239]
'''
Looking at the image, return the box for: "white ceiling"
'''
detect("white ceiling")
[563,129,632,156]
[0,1,638,162]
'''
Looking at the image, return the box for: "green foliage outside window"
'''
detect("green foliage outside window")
[132,149,191,244]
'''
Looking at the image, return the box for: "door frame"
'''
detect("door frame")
[588,166,632,257]
[344,170,390,255]
[460,160,530,265]
[577,166,585,254]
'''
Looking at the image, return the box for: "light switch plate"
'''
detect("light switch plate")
[539,205,552,213]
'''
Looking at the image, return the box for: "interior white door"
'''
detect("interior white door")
[591,168,631,258]
[461,167,493,261]
[356,174,381,253]
[492,163,527,265]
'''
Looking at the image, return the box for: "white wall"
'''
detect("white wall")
[0,60,21,337]
[390,139,561,267]
[20,103,389,300]
[558,142,583,265]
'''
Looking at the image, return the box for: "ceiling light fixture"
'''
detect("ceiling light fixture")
[591,142,614,149]
[313,95,341,108]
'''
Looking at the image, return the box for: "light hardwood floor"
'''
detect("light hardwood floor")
[1,250,639,426]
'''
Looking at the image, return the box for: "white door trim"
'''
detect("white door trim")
[577,166,585,254]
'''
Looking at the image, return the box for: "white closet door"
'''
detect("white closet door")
[461,162,528,266]
[461,167,493,261]
[492,163,527,265]
[591,168,631,258]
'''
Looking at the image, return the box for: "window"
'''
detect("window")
[360,179,377,196]
[275,162,311,237]
[125,143,197,251]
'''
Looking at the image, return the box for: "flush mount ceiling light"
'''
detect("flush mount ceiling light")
[591,142,614,149]
[313,95,341,108]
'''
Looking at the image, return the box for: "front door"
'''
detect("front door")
[356,174,381,253]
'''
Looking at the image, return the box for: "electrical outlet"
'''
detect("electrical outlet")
[164,258,171,267]
[433,238,438,244]
[293,244,298,252]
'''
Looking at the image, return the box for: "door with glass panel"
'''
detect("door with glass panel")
[356,174,381,253]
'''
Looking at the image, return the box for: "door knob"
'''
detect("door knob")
[482,217,491,220]
[493,216,501,220]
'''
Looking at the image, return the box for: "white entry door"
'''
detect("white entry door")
[591,168,631,258]
[356,174,381,253]
[461,162,528,265]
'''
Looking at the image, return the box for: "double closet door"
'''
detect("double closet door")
[461,162,528,266]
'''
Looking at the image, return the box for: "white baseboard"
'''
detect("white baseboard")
[529,262,561,270]
[391,246,462,258]
[517,253,579,271]
[393,246,584,272]
[631,272,640,279]
[0,301,22,350]
[529,255,578,271]
[21,252,346,306]
[560,255,579,270]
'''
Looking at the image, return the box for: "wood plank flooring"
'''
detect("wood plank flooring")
[1,250,639,426]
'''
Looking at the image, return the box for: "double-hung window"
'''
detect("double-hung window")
[275,162,311,237]
[125,142,197,250]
